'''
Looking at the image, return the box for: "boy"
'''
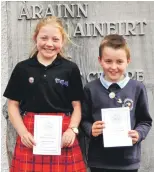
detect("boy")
[81,34,152,172]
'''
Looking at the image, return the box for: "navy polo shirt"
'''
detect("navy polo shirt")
[3,53,83,113]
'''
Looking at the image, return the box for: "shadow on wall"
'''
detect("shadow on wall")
[2,102,17,167]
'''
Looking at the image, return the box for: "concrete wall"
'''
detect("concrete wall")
[1,1,154,172]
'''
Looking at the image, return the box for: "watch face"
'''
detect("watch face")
[72,127,79,134]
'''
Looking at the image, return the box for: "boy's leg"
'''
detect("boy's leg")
[90,167,106,172]
[106,170,138,172]
[117,170,138,172]
[107,170,138,172]
[90,168,138,172]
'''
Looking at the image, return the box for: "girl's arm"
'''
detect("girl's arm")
[62,63,83,147]
[8,99,35,148]
[69,101,81,128]
[62,101,81,148]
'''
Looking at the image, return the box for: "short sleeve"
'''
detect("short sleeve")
[69,63,83,102]
[3,63,24,101]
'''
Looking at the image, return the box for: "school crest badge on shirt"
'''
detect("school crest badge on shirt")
[55,78,68,87]
[123,98,133,110]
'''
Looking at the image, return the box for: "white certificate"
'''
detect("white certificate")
[101,107,132,147]
[33,115,62,155]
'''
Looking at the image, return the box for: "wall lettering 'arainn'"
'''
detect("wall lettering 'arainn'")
[18,4,88,19]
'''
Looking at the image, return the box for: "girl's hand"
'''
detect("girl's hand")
[62,128,76,148]
[128,130,139,144]
[92,121,105,137]
[20,131,36,148]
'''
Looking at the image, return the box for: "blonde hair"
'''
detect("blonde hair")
[30,16,71,58]
[99,34,130,59]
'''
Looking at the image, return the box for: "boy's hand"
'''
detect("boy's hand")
[128,130,139,144]
[92,121,105,137]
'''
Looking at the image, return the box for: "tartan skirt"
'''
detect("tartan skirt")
[10,112,86,172]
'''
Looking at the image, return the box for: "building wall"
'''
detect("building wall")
[1,1,154,172]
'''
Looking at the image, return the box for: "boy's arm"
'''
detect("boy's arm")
[80,87,93,138]
[135,84,152,142]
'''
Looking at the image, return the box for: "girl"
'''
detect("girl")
[4,16,86,172]
[81,34,152,172]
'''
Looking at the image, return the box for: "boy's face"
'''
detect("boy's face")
[35,24,63,60]
[98,46,130,82]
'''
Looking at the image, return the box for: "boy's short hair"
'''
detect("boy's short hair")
[99,34,130,59]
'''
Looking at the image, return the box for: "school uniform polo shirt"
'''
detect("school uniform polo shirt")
[3,53,83,113]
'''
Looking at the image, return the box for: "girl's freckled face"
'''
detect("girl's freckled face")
[36,24,63,60]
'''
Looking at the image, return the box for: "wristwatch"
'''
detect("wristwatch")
[69,127,79,134]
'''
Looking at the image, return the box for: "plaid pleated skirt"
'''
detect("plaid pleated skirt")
[10,112,86,172]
